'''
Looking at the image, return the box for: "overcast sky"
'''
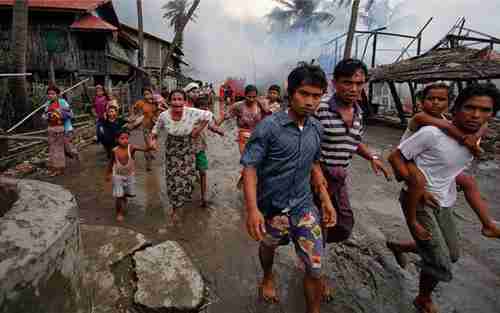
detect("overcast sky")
[114,0,500,83]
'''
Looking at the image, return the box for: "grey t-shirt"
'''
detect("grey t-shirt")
[398,126,473,207]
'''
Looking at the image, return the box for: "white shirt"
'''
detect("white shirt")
[398,126,473,207]
[152,107,213,136]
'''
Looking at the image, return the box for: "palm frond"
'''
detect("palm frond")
[365,0,376,11]
[313,11,336,25]
[272,0,296,10]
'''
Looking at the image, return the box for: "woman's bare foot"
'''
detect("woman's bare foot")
[414,296,438,313]
[320,275,334,303]
[259,275,279,303]
[386,241,409,269]
[170,211,179,223]
[482,221,500,238]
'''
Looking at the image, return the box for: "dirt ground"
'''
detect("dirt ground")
[35,118,500,313]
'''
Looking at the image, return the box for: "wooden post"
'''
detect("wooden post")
[0,129,8,157]
[355,36,359,59]
[388,81,406,126]
[368,81,373,112]
[344,0,361,59]
[408,81,417,114]
[417,36,422,56]
[334,39,339,65]
[371,34,378,68]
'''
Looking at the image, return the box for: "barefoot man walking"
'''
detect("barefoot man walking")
[387,83,500,313]
[241,63,336,313]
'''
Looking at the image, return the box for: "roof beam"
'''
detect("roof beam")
[355,31,416,39]
[447,34,500,45]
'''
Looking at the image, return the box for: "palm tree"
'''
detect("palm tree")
[161,0,200,74]
[162,0,198,50]
[10,0,29,119]
[267,0,336,35]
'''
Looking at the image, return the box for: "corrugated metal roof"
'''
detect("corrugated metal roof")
[0,0,110,11]
[71,14,117,31]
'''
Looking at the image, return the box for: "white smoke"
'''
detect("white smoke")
[114,0,500,86]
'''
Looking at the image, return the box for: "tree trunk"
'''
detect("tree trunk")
[161,0,201,74]
[343,0,360,60]
[137,0,144,68]
[135,0,149,98]
[11,0,29,119]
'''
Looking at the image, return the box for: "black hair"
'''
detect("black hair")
[115,129,130,138]
[287,62,328,96]
[142,87,154,95]
[245,85,258,95]
[454,83,500,114]
[47,84,61,94]
[333,58,368,80]
[168,89,187,102]
[161,90,170,100]
[422,83,455,101]
[194,96,209,108]
[268,85,281,93]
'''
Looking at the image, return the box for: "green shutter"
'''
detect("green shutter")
[45,30,66,53]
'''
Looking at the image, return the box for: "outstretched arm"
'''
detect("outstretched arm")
[357,143,392,180]
[208,123,225,136]
[191,120,209,138]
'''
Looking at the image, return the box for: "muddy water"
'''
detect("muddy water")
[37,121,500,313]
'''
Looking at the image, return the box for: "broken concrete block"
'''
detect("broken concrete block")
[133,241,205,311]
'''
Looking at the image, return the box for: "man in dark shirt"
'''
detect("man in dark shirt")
[241,63,335,313]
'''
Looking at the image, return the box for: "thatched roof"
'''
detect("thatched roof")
[369,47,500,83]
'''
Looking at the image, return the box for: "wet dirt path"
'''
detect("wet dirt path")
[38,121,500,313]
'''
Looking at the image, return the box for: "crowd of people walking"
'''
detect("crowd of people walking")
[42,58,500,313]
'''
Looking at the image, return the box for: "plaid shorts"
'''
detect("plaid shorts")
[262,207,324,278]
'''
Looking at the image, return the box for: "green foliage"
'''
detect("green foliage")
[162,0,198,31]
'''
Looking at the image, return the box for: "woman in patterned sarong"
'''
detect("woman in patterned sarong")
[44,86,74,176]
[151,89,212,220]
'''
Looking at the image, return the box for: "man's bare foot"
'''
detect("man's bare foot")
[386,241,408,269]
[482,221,500,239]
[116,213,124,222]
[414,296,438,313]
[259,275,279,304]
[320,275,334,303]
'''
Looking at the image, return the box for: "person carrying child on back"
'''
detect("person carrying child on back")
[386,83,500,262]
[106,130,153,222]
[386,82,500,313]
